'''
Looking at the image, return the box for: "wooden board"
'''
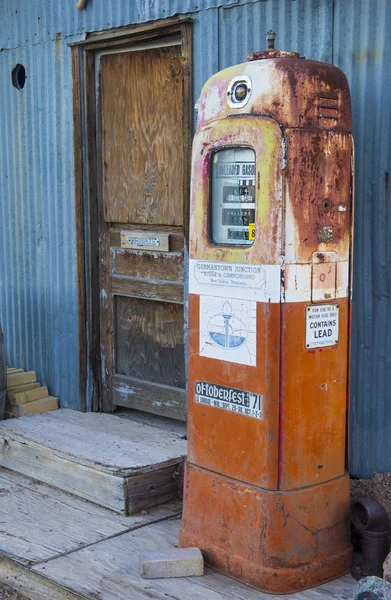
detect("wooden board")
[31,519,357,600]
[100,47,183,226]
[115,297,186,388]
[113,375,186,422]
[6,396,59,416]
[0,410,186,513]
[0,469,180,566]
[7,372,36,387]
[113,249,184,280]
[0,410,186,473]
[112,276,184,304]
[7,386,49,405]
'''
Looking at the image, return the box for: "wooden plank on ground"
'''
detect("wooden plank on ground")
[0,558,82,600]
[31,519,357,600]
[0,469,181,566]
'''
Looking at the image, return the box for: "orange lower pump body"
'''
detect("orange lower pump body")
[179,296,352,593]
[180,464,352,594]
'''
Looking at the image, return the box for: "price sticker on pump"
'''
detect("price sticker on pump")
[305,304,339,349]
[248,223,255,240]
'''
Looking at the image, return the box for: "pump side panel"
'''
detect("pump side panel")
[187,117,282,490]
[279,131,352,491]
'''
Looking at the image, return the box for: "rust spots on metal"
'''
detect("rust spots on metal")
[286,130,352,261]
[197,57,351,133]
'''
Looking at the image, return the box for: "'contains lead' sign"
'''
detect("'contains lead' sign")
[195,381,263,419]
[305,304,339,349]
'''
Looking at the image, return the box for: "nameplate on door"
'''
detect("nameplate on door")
[120,230,170,251]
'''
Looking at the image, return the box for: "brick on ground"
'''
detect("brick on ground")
[140,548,204,579]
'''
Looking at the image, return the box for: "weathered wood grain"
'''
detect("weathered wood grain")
[84,49,101,412]
[180,22,193,239]
[100,47,184,225]
[72,45,87,413]
[0,469,180,566]
[112,276,184,304]
[31,519,357,600]
[0,410,186,512]
[126,464,180,513]
[113,249,184,281]
[0,431,126,512]
[115,297,186,387]
[0,559,82,600]
[0,410,187,474]
[113,375,187,422]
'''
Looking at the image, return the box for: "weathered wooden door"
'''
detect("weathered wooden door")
[97,40,190,421]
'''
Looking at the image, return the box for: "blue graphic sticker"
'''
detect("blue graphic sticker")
[208,301,248,350]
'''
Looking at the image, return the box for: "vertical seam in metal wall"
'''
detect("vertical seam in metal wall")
[331,0,335,65]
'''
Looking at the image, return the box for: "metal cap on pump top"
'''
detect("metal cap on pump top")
[247,30,300,61]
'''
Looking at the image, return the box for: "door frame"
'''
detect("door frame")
[70,18,193,412]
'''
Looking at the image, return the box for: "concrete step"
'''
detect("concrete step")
[0,409,186,514]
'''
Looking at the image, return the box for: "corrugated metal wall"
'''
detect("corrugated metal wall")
[0,0,389,476]
[333,0,391,477]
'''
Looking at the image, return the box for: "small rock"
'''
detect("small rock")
[353,576,391,600]
[140,547,204,579]
[384,552,391,584]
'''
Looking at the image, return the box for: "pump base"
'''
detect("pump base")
[180,463,352,594]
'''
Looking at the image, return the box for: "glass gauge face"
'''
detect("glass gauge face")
[211,147,256,246]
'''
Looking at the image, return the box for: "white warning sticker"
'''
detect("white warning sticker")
[305,304,339,349]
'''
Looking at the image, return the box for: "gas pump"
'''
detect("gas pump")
[180,33,354,593]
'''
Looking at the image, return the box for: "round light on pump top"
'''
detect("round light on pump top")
[227,75,252,108]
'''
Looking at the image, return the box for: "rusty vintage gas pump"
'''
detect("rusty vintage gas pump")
[180,33,354,593]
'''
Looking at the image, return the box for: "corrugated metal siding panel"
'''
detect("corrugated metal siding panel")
[216,0,332,69]
[192,0,333,127]
[0,0,247,49]
[0,35,82,408]
[333,0,391,478]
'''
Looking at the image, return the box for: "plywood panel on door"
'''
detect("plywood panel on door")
[115,296,186,388]
[97,35,191,421]
[100,47,184,225]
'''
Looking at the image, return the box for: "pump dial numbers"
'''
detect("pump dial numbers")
[211,147,256,246]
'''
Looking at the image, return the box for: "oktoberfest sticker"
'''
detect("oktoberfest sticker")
[305,304,339,349]
[194,381,263,419]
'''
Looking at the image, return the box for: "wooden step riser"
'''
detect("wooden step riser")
[0,432,182,514]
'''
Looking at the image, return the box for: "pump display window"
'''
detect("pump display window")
[210,147,256,246]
